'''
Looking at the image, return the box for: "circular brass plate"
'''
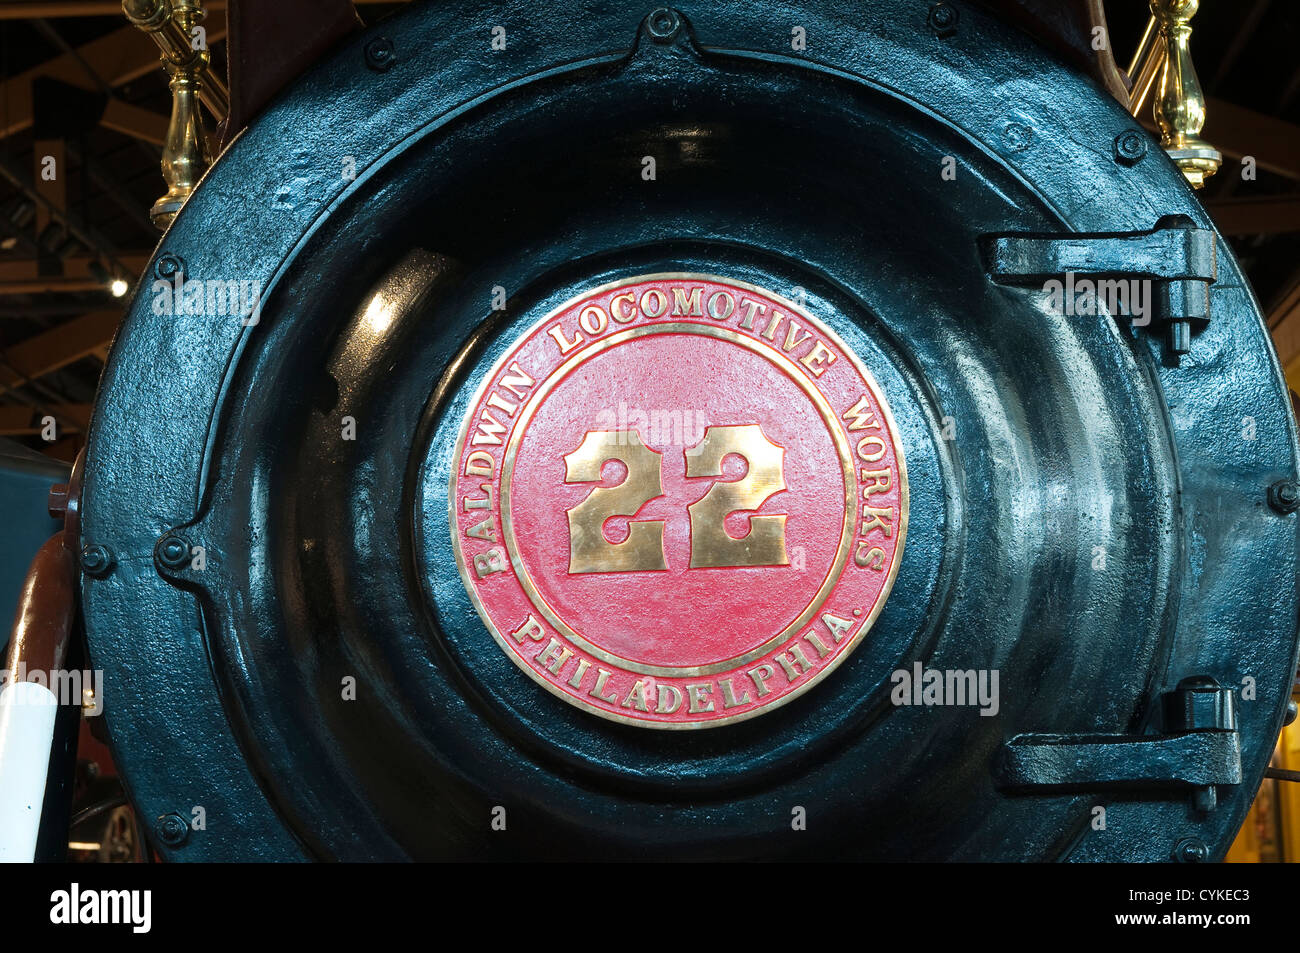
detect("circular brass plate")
[449,274,908,728]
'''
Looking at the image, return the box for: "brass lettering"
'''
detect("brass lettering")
[610,292,638,323]
[843,395,881,432]
[567,657,591,689]
[747,664,776,698]
[738,298,766,330]
[485,391,518,417]
[464,450,495,477]
[686,682,715,713]
[510,614,546,643]
[855,543,887,570]
[860,506,894,538]
[707,290,735,320]
[719,677,752,709]
[761,309,783,341]
[622,680,651,711]
[861,467,892,496]
[579,305,608,336]
[535,637,573,675]
[564,430,667,573]
[471,411,508,446]
[782,321,812,352]
[463,484,493,510]
[799,341,836,377]
[686,424,789,568]
[473,548,508,578]
[590,668,619,703]
[821,612,853,643]
[640,288,668,318]
[656,683,683,713]
[671,286,703,316]
[499,362,535,400]
[774,644,816,680]
[548,323,584,354]
[805,631,832,659]
[856,434,887,462]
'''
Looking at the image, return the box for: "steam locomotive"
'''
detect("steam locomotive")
[2,0,1296,863]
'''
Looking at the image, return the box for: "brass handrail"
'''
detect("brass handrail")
[123,0,228,118]
[1128,2,1222,189]
[122,0,227,228]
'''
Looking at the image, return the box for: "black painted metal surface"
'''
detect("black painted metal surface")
[78,0,1300,860]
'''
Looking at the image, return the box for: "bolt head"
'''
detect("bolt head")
[1114,130,1148,165]
[154,253,184,281]
[365,37,396,71]
[928,2,959,36]
[80,544,112,577]
[1269,480,1300,514]
[155,812,189,847]
[1173,837,1208,863]
[156,533,191,570]
[647,8,681,42]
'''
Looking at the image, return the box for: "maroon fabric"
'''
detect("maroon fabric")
[223,0,362,145]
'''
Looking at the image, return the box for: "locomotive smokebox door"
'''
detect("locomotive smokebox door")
[79,1,1300,860]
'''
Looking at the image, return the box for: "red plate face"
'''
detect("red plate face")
[449,274,908,728]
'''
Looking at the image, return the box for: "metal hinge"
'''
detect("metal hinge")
[983,214,1217,357]
[996,677,1240,813]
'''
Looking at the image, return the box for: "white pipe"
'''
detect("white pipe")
[0,681,59,863]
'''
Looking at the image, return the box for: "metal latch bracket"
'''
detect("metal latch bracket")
[983,214,1217,357]
[995,677,1240,813]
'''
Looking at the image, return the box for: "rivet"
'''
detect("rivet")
[1114,130,1148,166]
[154,253,185,281]
[928,2,959,37]
[155,812,189,847]
[80,544,113,578]
[1172,836,1208,863]
[155,533,191,571]
[1001,121,1032,153]
[365,36,396,71]
[646,8,681,42]
[1268,480,1300,514]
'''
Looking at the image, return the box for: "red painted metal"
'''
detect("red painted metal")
[3,534,76,681]
[5,448,83,683]
[450,275,907,728]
